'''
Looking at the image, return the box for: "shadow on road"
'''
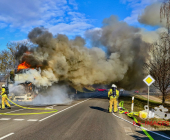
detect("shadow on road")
[131,130,170,140]
[90,106,108,113]
[130,135,149,140]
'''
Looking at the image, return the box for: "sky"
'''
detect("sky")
[0,0,160,50]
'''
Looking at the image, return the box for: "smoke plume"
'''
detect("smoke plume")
[15,15,154,90]
[138,2,166,27]
[86,15,150,89]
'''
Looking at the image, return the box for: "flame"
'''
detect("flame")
[25,51,31,54]
[17,62,31,71]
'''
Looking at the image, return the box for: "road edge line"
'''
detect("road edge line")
[0,133,14,140]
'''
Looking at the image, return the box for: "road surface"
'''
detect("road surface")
[0,92,169,140]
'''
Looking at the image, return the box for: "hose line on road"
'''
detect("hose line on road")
[118,101,154,140]
[0,97,58,115]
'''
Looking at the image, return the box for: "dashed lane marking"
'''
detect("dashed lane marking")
[13,119,24,121]
[27,119,38,121]
[0,133,14,140]
[0,118,11,120]
[0,99,89,122]
[5,109,24,113]
[0,118,39,121]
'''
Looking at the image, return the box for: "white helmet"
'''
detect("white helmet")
[2,84,5,88]
[112,84,117,88]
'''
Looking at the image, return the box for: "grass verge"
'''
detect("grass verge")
[119,96,170,136]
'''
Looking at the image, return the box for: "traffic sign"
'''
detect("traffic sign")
[143,75,155,118]
[143,75,155,86]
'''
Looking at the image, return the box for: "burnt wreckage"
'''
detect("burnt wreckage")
[8,68,40,101]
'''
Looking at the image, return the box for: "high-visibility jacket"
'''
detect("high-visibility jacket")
[108,89,119,99]
[1,88,6,97]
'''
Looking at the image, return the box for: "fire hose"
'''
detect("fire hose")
[0,97,58,115]
[118,101,154,140]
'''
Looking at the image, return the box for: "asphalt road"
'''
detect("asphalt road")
[0,92,169,140]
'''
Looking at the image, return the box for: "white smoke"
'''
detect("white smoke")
[140,27,167,44]
[138,2,166,27]
[8,84,72,105]
[15,69,58,87]
[32,85,72,105]
[9,84,26,96]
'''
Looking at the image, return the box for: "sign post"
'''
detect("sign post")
[143,75,155,118]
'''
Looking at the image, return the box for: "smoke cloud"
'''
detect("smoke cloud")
[8,84,72,105]
[86,15,150,89]
[138,2,166,27]
[32,85,72,105]
[9,84,26,96]
[15,15,158,90]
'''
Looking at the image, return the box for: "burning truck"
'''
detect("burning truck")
[8,62,40,101]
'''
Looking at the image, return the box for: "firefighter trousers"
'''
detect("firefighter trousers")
[1,95,11,109]
[109,98,118,113]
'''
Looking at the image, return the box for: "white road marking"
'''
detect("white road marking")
[6,109,24,113]
[13,119,24,121]
[39,99,90,122]
[45,104,57,109]
[27,119,38,121]
[0,133,14,140]
[0,118,11,120]
[112,112,170,140]
[0,109,24,115]
[45,106,53,109]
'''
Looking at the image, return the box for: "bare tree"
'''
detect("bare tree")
[0,41,32,74]
[0,43,19,74]
[160,0,170,34]
[144,33,170,103]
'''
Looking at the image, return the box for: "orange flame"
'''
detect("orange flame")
[25,51,31,54]
[17,62,31,71]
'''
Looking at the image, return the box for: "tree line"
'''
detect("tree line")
[0,0,170,103]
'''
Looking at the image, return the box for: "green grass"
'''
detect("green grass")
[135,94,161,104]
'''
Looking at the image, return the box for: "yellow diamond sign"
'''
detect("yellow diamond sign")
[143,75,155,86]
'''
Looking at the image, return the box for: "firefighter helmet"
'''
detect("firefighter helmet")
[2,84,5,88]
[112,84,117,88]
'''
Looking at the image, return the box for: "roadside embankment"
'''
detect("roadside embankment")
[119,95,170,136]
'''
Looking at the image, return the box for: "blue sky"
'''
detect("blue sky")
[0,0,159,50]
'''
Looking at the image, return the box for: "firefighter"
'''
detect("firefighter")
[108,84,119,113]
[10,70,15,82]
[1,85,11,110]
